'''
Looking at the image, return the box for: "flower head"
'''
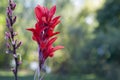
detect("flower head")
[27,5,64,61]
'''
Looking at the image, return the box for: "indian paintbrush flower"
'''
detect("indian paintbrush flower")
[27,5,64,79]
[5,0,22,80]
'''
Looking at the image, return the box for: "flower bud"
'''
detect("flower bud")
[13,32,18,36]
[11,3,16,10]
[6,18,11,28]
[5,32,11,39]
[12,16,16,24]
[6,43,10,49]
[12,40,15,45]
[7,7,12,17]
[16,41,22,49]
[9,0,16,10]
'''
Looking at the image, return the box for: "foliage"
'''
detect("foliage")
[96,0,120,31]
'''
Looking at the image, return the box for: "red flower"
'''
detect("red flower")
[27,5,64,61]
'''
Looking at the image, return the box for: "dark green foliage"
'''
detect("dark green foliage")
[0,76,33,80]
[96,0,120,31]
[96,0,120,64]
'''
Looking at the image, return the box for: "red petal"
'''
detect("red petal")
[41,42,46,49]
[35,22,39,29]
[52,16,61,23]
[32,35,37,41]
[50,32,60,37]
[35,23,47,33]
[26,28,35,32]
[42,16,47,23]
[49,46,64,55]
[52,46,64,52]
[35,5,44,20]
[47,37,57,47]
[52,20,60,29]
[49,5,56,18]
[43,6,49,14]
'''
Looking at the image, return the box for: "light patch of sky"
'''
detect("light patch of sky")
[24,0,44,8]
[71,0,85,9]
[51,0,56,5]
[93,0,103,8]
[25,0,31,8]
[34,0,44,5]
[85,15,94,25]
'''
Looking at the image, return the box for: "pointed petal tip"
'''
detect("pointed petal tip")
[52,5,56,9]
[48,46,64,57]
[34,5,44,20]
[26,28,35,32]
[53,45,64,51]
[59,46,64,49]
[49,5,56,18]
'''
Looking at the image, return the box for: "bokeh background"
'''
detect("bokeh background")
[0,0,120,80]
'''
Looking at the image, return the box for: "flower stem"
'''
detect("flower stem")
[5,0,22,80]
[14,58,18,80]
[13,40,19,80]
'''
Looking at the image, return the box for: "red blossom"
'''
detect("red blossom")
[27,5,64,61]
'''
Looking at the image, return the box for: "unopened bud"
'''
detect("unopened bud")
[9,0,16,10]
[5,32,10,37]
[15,39,17,44]
[13,32,18,36]
[11,3,16,10]
[16,41,22,49]
[12,16,16,24]
[6,18,11,28]
[7,7,12,17]
[12,40,15,45]
[5,32,11,39]
[6,43,10,49]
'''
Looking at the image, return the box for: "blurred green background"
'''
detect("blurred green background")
[0,0,120,80]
